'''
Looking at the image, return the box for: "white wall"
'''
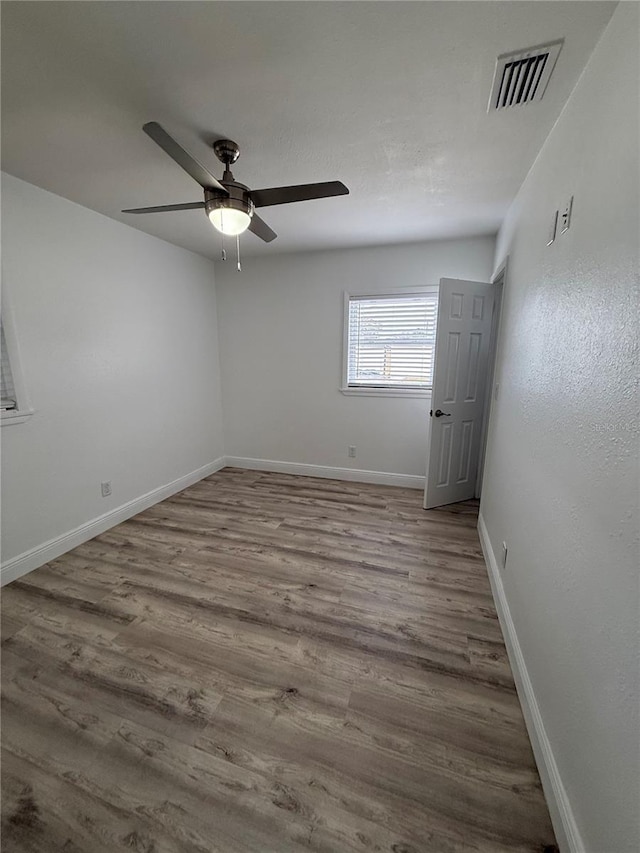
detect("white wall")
[1,174,224,570]
[215,237,495,481]
[480,5,639,852]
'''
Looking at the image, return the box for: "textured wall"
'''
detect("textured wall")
[481,5,639,851]
[1,174,224,564]
[215,237,495,478]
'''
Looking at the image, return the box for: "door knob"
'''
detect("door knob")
[434,409,451,417]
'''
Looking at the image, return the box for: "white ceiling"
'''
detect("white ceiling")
[1,1,615,260]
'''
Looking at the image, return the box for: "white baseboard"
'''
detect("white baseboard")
[0,457,226,586]
[477,512,583,853]
[224,456,425,490]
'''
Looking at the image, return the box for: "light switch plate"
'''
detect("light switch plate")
[547,210,558,245]
[560,196,573,233]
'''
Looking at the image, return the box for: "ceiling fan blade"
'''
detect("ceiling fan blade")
[122,202,205,214]
[143,122,228,194]
[248,213,277,242]
[249,181,349,208]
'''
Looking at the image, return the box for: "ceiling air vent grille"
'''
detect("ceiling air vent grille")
[489,40,563,111]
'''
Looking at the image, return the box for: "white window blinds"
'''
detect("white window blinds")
[347,293,438,389]
[1,321,17,411]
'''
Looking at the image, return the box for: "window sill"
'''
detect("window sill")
[1,409,35,426]
[340,387,431,399]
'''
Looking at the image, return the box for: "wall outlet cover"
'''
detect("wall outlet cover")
[101,481,112,497]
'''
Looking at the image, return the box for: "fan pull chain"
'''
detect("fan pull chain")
[220,210,227,261]
[236,234,242,272]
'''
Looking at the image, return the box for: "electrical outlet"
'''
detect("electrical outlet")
[501,542,508,569]
[560,196,573,233]
[101,481,112,497]
[348,445,356,458]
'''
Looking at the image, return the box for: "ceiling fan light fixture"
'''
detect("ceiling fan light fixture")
[123,124,348,247]
[205,193,254,236]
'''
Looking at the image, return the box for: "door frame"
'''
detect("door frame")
[475,256,508,498]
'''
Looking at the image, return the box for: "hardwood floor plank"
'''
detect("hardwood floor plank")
[1,470,556,851]
[2,750,145,853]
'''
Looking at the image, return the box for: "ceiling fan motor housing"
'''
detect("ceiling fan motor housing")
[204,184,254,220]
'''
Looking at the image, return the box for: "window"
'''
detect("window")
[1,321,17,412]
[343,290,438,395]
[1,302,33,426]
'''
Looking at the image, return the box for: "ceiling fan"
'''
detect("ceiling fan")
[122,122,349,243]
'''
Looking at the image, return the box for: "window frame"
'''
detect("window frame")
[340,286,439,398]
[1,292,34,427]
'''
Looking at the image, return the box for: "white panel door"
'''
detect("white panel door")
[424,278,495,509]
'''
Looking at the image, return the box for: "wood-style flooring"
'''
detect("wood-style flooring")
[1,469,556,852]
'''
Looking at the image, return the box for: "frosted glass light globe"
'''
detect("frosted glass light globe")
[208,207,251,236]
